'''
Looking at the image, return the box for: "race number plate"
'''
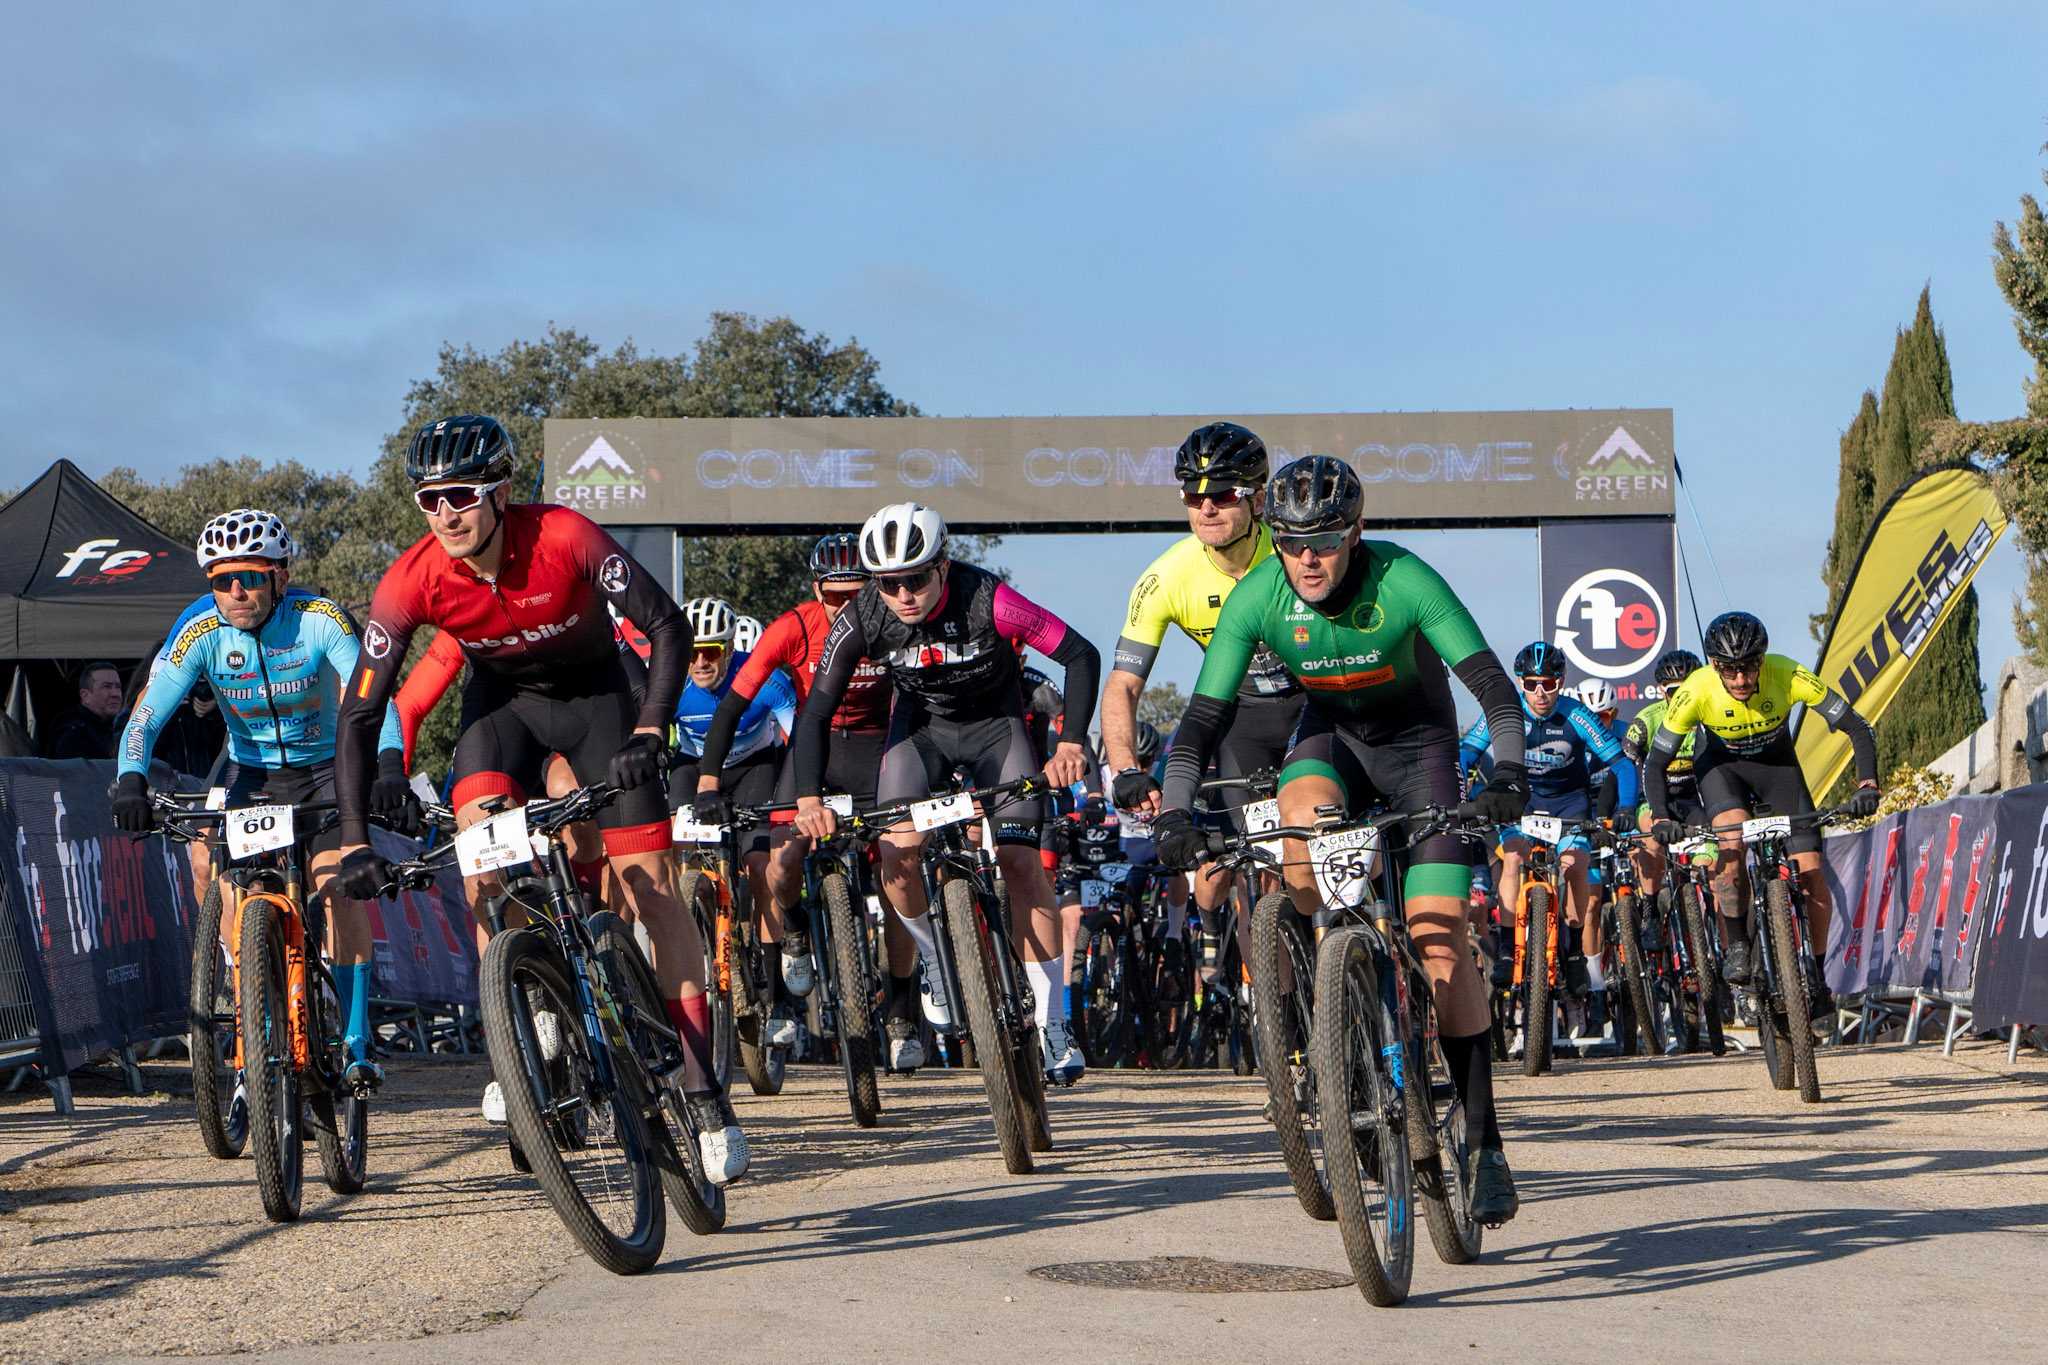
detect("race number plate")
[408,772,440,805]
[1099,861,1132,885]
[1521,814,1565,844]
[1080,879,1110,908]
[204,787,228,812]
[1672,834,1718,860]
[456,806,532,876]
[1244,797,1286,857]
[1309,827,1379,909]
[224,804,294,860]
[910,792,975,832]
[670,813,726,845]
[825,793,854,817]
[1741,814,1792,843]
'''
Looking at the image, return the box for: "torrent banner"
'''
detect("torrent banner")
[1973,784,2048,1032]
[1536,517,1677,718]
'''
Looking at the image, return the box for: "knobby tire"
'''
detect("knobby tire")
[822,872,881,1127]
[1765,878,1822,1103]
[237,896,304,1222]
[189,878,246,1160]
[942,878,1034,1175]
[1523,886,1555,1077]
[1250,892,1334,1221]
[1614,894,1660,1057]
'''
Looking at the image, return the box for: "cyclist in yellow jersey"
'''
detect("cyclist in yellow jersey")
[1643,611,1879,999]
[1101,422,1305,962]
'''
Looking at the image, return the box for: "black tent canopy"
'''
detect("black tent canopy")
[0,459,206,659]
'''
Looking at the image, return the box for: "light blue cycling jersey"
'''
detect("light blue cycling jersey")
[673,650,796,766]
[120,589,403,776]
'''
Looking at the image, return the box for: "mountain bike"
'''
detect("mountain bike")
[837,775,1056,1174]
[1073,860,1186,1069]
[1726,807,1843,1104]
[1186,885,1255,1074]
[1202,805,1493,1307]
[793,799,886,1126]
[152,794,385,1222]
[674,806,792,1097]
[1638,830,1727,1056]
[1501,814,1586,1076]
[419,779,726,1274]
[1595,828,1659,1057]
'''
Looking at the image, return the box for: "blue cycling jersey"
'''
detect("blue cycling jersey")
[673,650,796,766]
[121,589,403,777]
[1458,694,1637,808]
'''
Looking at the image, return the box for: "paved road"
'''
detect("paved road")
[5,1040,2044,1364]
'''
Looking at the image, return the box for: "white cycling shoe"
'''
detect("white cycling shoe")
[763,1006,799,1049]
[918,957,956,1034]
[481,1080,507,1125]
[687,1093,750,1186]
[1040,1017,1085,1087]
[532,1009,564,1062]
[886,1019,925,1071]
[781,933,815,998]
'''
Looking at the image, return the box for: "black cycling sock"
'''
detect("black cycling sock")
[887,972,917,1023]
[1441,1030,1503,1152]
[781,899,813,939]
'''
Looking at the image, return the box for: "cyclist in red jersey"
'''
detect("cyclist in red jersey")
[693,533,928,1062]
[335,415,747,1184]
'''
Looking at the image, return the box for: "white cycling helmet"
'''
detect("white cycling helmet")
[196,508,294,570]
[684,597,736,645]
[1575,679,1617,712]
[859,501,946,573]
[733,614,763,653]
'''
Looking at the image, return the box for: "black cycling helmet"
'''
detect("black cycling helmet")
[809,531,866,582]
[1702,611,1769,664]
[1512,640,1567,679]
[1264,455,1363,535]
[407,414,515,485]
[1174,421,1270,493]
[1020,665,1063,718]
[1654,648,1702,686]
[1132,720,1163,768]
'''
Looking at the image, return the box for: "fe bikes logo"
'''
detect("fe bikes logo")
[1552,567,1668,682]
[55,538,161,584]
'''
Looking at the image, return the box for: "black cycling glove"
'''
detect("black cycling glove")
[1460,760,1529,826]
[1650,819,1685,847]
[1153,809,1208,872]
[692,788,732,826]
[1111,767,1159,810]
[609,732,666,792]
[110,771,154,835]
[1848,785,1881,818]
[337,847,395,902]
[370,748,422,837]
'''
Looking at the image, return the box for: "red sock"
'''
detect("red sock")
[571,856,606,899]
[666,994,715,1093]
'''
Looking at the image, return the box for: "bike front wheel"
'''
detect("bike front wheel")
[1249,892,1333,1221]
[237,896,304,1222]
[481,926,666,1273]
[942,878,1034,1175]
[1765,879,1822,1103]
[1614,894,1661,1058]
[1522,886,1555,1077]
[822,871,881,1128]
[1311,927,1415,1307]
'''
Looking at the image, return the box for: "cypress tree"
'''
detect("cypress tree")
[1815,389,1879,640]
[1823,288,1985,775]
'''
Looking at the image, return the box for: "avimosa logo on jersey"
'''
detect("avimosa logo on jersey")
[1552,567,1667,682]
[54,538,163,583]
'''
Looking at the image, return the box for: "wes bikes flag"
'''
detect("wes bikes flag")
[1797,467,2008,796]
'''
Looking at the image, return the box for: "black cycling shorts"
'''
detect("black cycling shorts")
[1694,749,1821,854]
[450,666,670,855]
[1279,706,1466,866]
[774,726,886,809]
[1212,696,1303,829]
[876,704,1043,847]
[673,744,782,856]
[218,760,340,854]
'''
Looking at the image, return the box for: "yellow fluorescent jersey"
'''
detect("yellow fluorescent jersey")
[1113,524,1299,701]
[1660,654,1840,756]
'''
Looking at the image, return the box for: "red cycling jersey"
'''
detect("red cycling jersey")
[335,503,689,844]
[734,599,891,731]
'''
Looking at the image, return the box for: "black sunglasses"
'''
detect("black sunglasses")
[875,566,938,596]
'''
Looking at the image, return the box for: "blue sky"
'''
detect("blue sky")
[8,4,2047,717]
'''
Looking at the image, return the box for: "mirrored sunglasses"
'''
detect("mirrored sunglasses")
[1274,530,1348,557]
[208,569,271,593]
[413,480,505,514]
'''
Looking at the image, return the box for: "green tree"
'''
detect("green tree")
[1137,682,1188,735]
[1818,289,1984,782]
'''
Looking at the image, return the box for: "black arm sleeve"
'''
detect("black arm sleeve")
[696,687,752,778]
[793,608,868,798]
[1452,650,1525,770]
[1049,628,1100,742]
[1160,693,1235,813]
[1644,733,1678,819]
[1814,691,1880,787]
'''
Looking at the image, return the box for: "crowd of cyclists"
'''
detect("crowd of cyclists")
[106,410,1887,1280]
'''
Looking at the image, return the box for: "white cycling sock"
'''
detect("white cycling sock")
[1586,957,1607,991]
[897,910,939,964]
[1025,957,1067,1028]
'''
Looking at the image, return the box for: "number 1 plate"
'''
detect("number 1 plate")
[456,806,533,876]
[225,804,294,860]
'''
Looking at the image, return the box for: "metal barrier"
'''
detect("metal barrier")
[0,906,40,1066]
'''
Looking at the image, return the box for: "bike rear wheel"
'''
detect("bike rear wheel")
[1522,886,1555,1077]
[481,926,666,1273]
[680,868,736,1091]
[591,914,726,1235]
[1250,892,1333,1221]
[237,897,304,1222]
[310,1085,368,1195]
[1765,879,1822,1103]
[822,871,881,1127]
[190,878,247,1159]
[943,878,1034,1174]
[1311,927,1414,1307]
[1074,916,1131,1068]
[1680,883,1726,1055]
[1407,997,1481,1265]
[1614,894,1660,1058]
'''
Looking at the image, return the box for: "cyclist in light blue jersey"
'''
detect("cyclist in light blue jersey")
[110,509,412,1090]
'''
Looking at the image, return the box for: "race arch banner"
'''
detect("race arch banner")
[1797,466,2009,796]
[1536,516,1676,718]
[544,409,1675,532]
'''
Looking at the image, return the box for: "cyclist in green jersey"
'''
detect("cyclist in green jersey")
[1153,455,1531,1223]
[1623,649,1703,903]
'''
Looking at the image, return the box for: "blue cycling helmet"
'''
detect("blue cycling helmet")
[1512,640,1566,679]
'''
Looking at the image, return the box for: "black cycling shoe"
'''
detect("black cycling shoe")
[1721,939,1754,985]
[1808,982,1837,1023]
[1468,1147,1520,1226]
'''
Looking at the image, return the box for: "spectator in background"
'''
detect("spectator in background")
[46,661,124,760]
[155,679,227,782]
